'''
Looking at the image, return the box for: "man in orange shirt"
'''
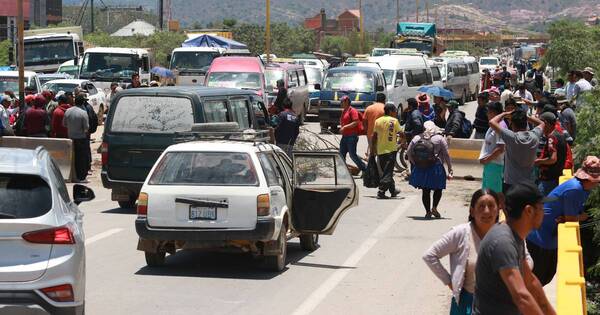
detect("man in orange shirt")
[363,93,386,155]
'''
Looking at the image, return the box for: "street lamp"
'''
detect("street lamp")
[17,0,24,101]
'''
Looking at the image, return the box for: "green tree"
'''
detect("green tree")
[320,36,349,57]
[222,19,237,29]
[0,40,12,66]
[543,20,600,76]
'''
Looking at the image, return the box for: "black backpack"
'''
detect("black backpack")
[459,113,473,139]
[84,103,98,135]
[412,136,437,168]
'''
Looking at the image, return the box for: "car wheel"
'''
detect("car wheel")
[395,148,410,173]
[118,199,136,209]
[264,223,287,272]
[145,251,166,267]
[299,234,319,251]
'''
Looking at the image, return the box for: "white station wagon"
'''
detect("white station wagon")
[135,126,358,271]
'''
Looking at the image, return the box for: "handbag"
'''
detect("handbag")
[362,155,380,188]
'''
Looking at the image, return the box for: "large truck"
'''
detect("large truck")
[391,22,442,57]
[78,47,152,90]
[21,26,84,73]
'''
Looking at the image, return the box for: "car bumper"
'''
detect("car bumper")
[0,291,83,315]
[101,170,143,200]
[308,98,320,114]
[135,217,276,242]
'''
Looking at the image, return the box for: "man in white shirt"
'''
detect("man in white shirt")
[574,70,592,107]
[514,84,533,102]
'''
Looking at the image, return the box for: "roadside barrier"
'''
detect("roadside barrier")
[0,136,73,181]
[557,222,587,315]
[447,138,484,179]
[560,169,574,184]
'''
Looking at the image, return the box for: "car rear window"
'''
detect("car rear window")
[0,174,52,219]
[149,152,258,186]
[109,96,194,133]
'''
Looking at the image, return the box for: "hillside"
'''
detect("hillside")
[63,0,600,31]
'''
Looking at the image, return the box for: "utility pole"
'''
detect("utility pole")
[396,0,400,25]
[158,0,164,30]
[17,0,24,101]
[359,0,364,54]
[416,0,419,22]
[265,0,271,64]
[426,1,429,23]
[90,0,95,33]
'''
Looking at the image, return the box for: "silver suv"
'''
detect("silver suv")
[0,147,95,315]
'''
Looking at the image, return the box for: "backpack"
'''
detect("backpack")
[459,114,473,139]
[412,136,437,168]
[84,103,98,135]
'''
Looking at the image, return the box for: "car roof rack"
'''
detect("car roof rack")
[174,123,271,144]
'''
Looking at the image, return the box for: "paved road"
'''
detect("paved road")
[78,122,484,315]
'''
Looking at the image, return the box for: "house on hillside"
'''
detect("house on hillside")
[111,20,156,37]
[304,8,361,50]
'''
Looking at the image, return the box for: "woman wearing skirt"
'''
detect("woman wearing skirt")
[407,121,453,219]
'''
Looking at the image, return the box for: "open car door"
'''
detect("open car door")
[291,152,359,235]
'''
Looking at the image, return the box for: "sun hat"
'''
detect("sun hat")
[574,156,600,183]
[583,67,595,75]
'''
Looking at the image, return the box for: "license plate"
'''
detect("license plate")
[189,206,217,221]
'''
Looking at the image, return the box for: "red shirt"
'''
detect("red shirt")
[24,107,48,136]
[340,107,360,136]
[51,103,71,138]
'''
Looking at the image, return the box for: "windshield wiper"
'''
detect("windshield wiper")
[0,212,16,219]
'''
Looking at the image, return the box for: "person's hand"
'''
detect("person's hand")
[339,125,346,133]
[480,155,491,165]
[447,170,454,180]
[533,158,543,166]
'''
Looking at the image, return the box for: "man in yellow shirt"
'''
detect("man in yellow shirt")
[371,103,401,199]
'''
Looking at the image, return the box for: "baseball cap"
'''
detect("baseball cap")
[539,112,557,123]
[340,95,350,102]
[505,183,557,218]
[75,94,88,105]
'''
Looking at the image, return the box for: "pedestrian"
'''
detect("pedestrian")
[499,66,511,89]
[553,79,566,96]
[42,90,57,114]
[473,182,556,315]
[444,100,469,139]
[479,102,505,193]
[128,73,142,89]
[407,120,453,219]
[574,70,592,106]
[583,67,597,87]
[526,156,600,286]
[481,70,492,92]
[63,94,90,182]
[339,95,367,173]
[423,189,501,315]
[0,96,14,136]
[514,84,533,103]
[433,96,448,129]
[488,109,545,193]
[274,97,300,158]
[363,93,386,153]
[273,79,288,114]
[417,93,435,121]
[558,98,576,141]
[500,82,513,106]
[473,94,489,139]
[76,89,98,176]
[371,103,401,199]
[403,98,424,143]
[50,94,71,138]
[24,94,49,137]
[534,112,567,196]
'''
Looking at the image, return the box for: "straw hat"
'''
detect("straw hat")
[575,156,600,183]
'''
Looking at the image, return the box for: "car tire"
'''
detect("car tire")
[395,148,410,173]
[118,199,136,209]
[299,234,319,251]
[145,251,166,267]
[264,223,287,272]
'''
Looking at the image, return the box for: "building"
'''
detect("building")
[304,9,361,50]
[111,20,157,37]
[0,0,62,42]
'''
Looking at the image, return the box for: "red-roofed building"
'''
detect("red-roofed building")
[304,8,361,50]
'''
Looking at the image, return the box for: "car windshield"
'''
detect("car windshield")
[323,71,375,92]
[382,70,394,86]
[0,174,52,219]
[170,51,219,71]
[42,82,79,94]
[24,40,74,66]
[0,77,28,92]
[305,67,322,84]
[372,49,392,57]
[149,152,259,186]
[58,66,79,76]
[480,58,498,65]
[80,52,139,81]
[206,72,261,90]
[265,69,284,92]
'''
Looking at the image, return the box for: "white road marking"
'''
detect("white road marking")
[291,195,418,315]
[85,228,123,245]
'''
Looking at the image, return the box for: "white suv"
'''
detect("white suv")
[0,147,95,315]
[135,128,358,271]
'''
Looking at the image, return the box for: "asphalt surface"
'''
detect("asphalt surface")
[76,120,485,315]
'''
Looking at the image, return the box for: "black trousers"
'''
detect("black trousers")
[378,151,396,193]
[526,240,558,286]
[73,138,90,181]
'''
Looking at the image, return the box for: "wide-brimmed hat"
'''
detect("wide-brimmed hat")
[417,93,430,104]
[575,156,600,182]
[583,67,595,75]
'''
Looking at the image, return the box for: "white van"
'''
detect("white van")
[426,59,444,88]
[369,54,433,107]
[479,56,500,72]
[0,71,42,94]
[464,56,480,101]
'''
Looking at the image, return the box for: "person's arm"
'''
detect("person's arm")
[370,131,378,157]
[522,260,557,315]
[489,111,510,133]
[422,226,462,290]
[535,149,557,166]
[340,109,359,132]
[438,136,453,177]
[82,113,89,134]
[406,137,417,164]
[480,144,505,164]
[50,112,58,138]
[557,190,590,223]
[499,268,545,315]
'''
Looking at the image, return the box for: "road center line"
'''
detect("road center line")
[85,228,123,245]
[291,195,418,315]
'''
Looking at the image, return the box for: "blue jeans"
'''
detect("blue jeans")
[538,179,559,196]
[339,135,366,172]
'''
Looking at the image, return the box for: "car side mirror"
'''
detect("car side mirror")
[73,184,95,205]
[376,85,384,92]
[314,83,321,90]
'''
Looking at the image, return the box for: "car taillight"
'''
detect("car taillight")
[100,142,108,166]
[22,226,75,244]
[257,194,270,216]
[137,193,148,216]
[41,284,74,302]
